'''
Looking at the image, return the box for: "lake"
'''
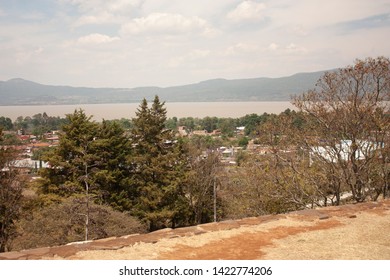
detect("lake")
[0,102,295,121]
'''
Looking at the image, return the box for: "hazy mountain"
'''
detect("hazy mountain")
[0,71,328,105]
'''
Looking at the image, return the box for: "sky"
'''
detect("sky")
[0,0,390,88]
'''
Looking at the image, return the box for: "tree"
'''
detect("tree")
[253,113,324,209]
[34,110,145,243]
[0,129,26,252]
[201,116,218,133]
[165,117,178,130]
[13,198,147,250]
[293,57,390,202]
[220,154,306,219]
[178,117,196,130]
[238,136,249,148]
[129,96,188,231]
[184,149,222,224]
[239,113,271,136]
[0,117,13,131]
[40,109,103,240]
[219,118,237,136]
[41,109,100,197]
[249,58,390,209]
[93,120,131,210]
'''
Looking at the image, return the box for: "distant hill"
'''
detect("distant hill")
[0,71,328,105]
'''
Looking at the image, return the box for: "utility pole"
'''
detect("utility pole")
[84,162,89,242]
[213,177,217,222]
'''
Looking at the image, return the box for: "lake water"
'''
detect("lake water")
[0,102,295,121]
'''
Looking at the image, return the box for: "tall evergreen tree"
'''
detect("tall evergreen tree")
[129,96,188,231]
[40,111,132,204]
[93,120,132,210]
[40,109,101,240]
[41,109,100,197]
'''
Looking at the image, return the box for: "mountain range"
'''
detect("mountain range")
[0,70,328,105]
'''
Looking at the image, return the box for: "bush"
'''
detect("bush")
[13,198,147,250]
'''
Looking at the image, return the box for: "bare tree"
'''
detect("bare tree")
[0,130,26,252]
[185,148,222,224]
[293,57,390,202]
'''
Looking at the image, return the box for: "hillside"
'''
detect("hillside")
[1,199,389,260]
[0,71,326,105]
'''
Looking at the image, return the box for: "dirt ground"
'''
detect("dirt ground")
[1,199,390,260]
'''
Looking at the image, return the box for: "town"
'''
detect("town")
[1,57,389,258]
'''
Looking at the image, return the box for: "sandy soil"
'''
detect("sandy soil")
[1,199,389,260]
[75,211,390,260]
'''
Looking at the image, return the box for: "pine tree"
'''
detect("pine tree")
[41,109,100,197]
[93,120,132,210]
[129,96,188,231]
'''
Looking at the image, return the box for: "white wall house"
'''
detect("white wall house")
[310,140,384,164]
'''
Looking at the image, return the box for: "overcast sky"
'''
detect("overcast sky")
[1,0,389,88]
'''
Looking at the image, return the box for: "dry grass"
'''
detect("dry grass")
[2,199,389,260]
[73,207,390,260]
[264,212,390,260]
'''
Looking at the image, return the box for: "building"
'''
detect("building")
[177,126,188,137]
[191,130,208,136]
[310,140,384,164]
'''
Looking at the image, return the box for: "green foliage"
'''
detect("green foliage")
[1,134,22,145]
[41,109,101,196]
[36,100,194,233]
[201,116,219,133]
[93,120,131,207]
[13,113,67,135]
[116,118,133,129]
[39,110,133,211]
[165,117,178,130]
[0,117,13,130]
[239,113,271,136]
[219,118,237,136]
[178,117,196,130]
[187,134,224,150]
[129,96,189,230]
[31,146,51,161]
[238,136,249,148]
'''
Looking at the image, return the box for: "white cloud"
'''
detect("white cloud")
[1,0,390,88]
[65,0,143,14]
[265,42,307,54]
[291,25,309,37]
[67,0,144,26]
[268,43,279,51]
[265,42,308,55]
[168,49,211,68]
[227,1,266,22]
[105,0,144,13]
[15,47,44,65]
[268,0,390,31]
[62,33,120,49]
[285,43,307,53]
[189,49,211,59]
[225,43,259,55]
[120,13,215,36]
[74,12,118,26]
[76,33,120,44]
